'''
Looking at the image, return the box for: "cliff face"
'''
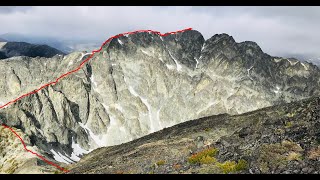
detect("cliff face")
[0,29,320,173]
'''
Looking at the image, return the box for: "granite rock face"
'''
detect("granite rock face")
[0,30,320,172]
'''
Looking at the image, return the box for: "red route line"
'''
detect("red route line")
[1,124,70,173]
[0,27,193,173]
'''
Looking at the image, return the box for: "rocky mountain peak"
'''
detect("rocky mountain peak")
[1,29,320,173]
[207,33,236,45]
[237,41,264,57]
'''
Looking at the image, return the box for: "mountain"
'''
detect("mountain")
[68,96,320,174]
[0,42,65,59]
[0,33,73,53]
[0,33,100,53]
[0,38,7,42]
[1,29,320,173]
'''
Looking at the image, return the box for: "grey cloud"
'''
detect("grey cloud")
[0,6,33,14]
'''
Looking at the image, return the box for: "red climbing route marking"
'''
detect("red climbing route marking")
[1,124,70,173]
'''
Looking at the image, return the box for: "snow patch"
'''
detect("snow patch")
[194,57,199,69]
[79,52,92,62]
[141,49,151,56]
[36,128,44,136]
[71,137,90,157]
[139,97,155,132]
[58,152,74,164]
[201,43,206,51]
[70,153,80,162]
[68,60,73,66]
[301,62,308,70]
[168,50,182,71]
[128,85,140,97]
[166,64,175,70]
[274,58,282,63]
[156,107,162,128]
[0,102,8,109]
[90,75,98,88]
[102,103,133,146]
[273,86,281,94]
[50,149,73,164]
[247,66,254,81]
[127,85,161,132]
[118,39,123,45]
[79,122,106,147]
[287,59,298,66]
[114,103,124,113]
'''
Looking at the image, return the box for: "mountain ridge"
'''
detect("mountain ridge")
[0,28,320,173]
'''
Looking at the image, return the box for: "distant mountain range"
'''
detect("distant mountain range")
[0,33,100,54]
[0,41,65,59]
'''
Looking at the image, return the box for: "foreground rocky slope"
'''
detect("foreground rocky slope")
[69,96,320,174]
[1,29,320,173]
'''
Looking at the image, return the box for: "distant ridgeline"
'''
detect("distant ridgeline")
[0,41,65,60]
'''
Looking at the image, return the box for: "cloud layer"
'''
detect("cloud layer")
[0,6,319,60]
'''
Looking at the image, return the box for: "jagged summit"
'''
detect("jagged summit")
[237,41,264,56]
[207,33,236,44]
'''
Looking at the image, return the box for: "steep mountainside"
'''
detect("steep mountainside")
[0,42,65,60]
[0,29,320,173]
[68,96,320,174]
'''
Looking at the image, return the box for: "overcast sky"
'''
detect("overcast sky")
[0,6,320,61]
